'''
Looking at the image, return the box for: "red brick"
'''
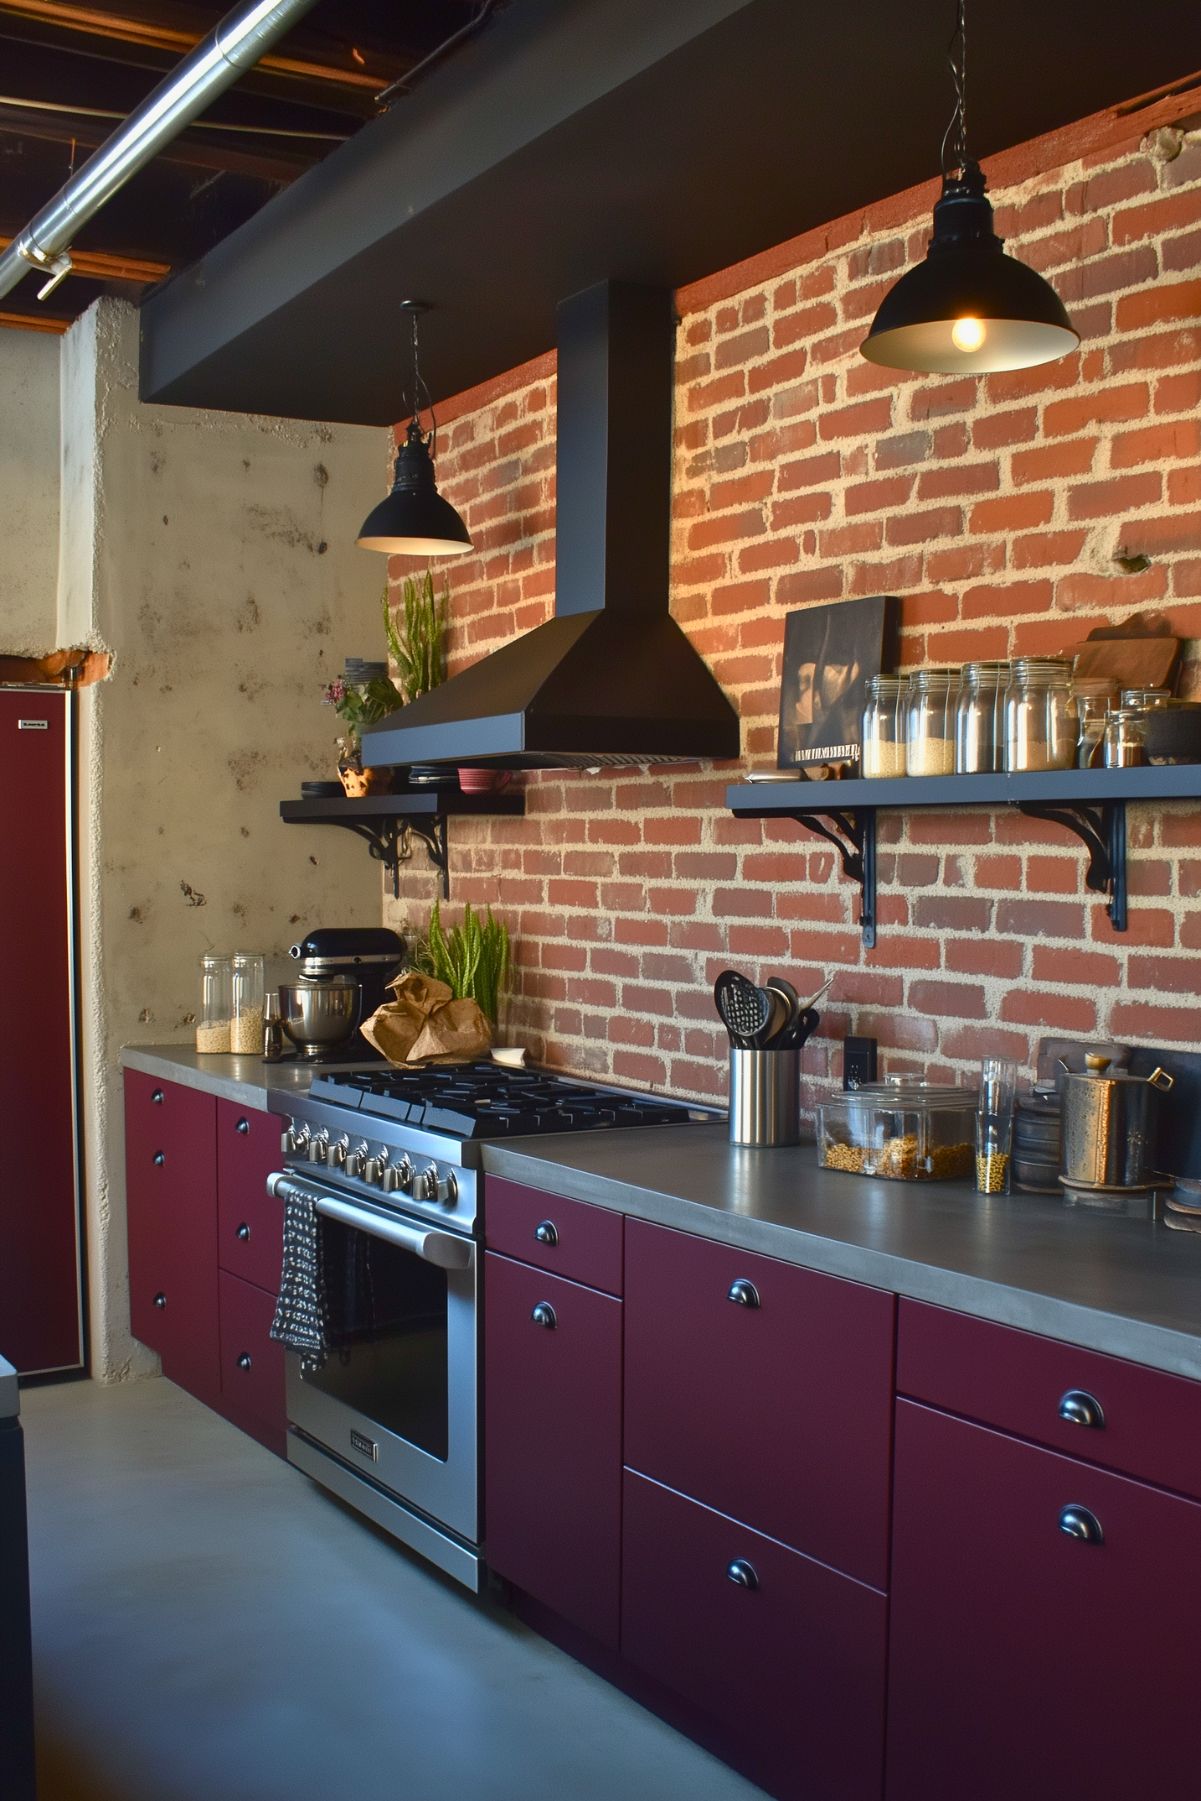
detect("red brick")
[1116,279,1201,332]
[940,1024,1031,1064]
[845,474,915,515]
[884,505,963,546]
[961,579,1052,620]
[1111,190,1200,245]
[1154,370,1201,416]
[1117,513,1201,558]
[1010,439,1098,486]
[943,939,1025,978]
[1108,1001,1200,1045]
[908,980,987,1019]
[911,895,992,930]
[916,462,1000,500]
[1067,472,1162,521]
[1001,990,1098,1031]
[1126,955,1201,995]
[817,397,894,441]
[876,430,932,469]
[1011,530,1091,570]
[995,898,1085,939]
[968,492,1054,533]
[686,507,766,551]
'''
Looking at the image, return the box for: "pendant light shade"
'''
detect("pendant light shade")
[357,300,473,557]
[356,419,473,555]
[861,160,1079,374]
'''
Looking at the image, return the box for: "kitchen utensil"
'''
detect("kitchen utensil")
[278,979,361,1061]
[729,1047,801,1147]
[1060,1055,1174,1190]
[787,1007,821,1050]
[714,971,774,1048]
[764,978,799,1044]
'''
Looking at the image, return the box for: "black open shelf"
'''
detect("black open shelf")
[279,790,525,899]
[727,765,1201,948]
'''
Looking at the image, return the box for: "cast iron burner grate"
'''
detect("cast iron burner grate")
[308,1062,710,1139]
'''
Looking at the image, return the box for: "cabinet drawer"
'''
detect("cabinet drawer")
[216,1099,284,1294]
[898,1300,1201,1500]
[484,1178,623,1295]
[887,1400,1201,1801]
[622,1470,886,1801]
[484,1254,622,1647]
[218,1271,286,1438]
[124,1069,215,1172]
[624,1220,894,1587]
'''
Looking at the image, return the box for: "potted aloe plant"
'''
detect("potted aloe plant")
[418,900,511,1029]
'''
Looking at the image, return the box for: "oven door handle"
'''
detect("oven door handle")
[314,1195,473,1270]
[270,1174,472,1270]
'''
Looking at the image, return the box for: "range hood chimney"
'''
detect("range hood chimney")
[361,281,740,770]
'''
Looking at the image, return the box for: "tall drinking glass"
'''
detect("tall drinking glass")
[976,1057,1018,1195]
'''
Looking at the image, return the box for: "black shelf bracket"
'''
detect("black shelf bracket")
[325,814,451,900]
[787,807,879,949]
[1017,800,1127,930]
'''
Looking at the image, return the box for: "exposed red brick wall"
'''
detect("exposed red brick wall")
[382,91,1201,1107]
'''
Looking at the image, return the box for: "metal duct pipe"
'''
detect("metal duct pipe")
[0,0,321,304]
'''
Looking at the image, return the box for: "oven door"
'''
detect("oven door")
[278,1174,478,1547]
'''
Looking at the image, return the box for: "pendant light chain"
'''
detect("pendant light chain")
[407,302,438,459]
[940,0,968,177]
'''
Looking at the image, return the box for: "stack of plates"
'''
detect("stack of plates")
[300,780,344,800]
[1163,1177,1201,1234]
[1013,1086,1062,1193]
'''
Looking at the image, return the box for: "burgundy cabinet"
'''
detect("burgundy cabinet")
[886,1398,1201,1801]
[624,1220,895,1587]
[483,1251,622,1648]
[216,1098,285,1294]
[485,1177,623,1294]
[217,1270,286,1452]
[123,1070,220,1407]
[623,1470,887,1801]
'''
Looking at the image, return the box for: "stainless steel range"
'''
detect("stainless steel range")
[267,1064,714,1590]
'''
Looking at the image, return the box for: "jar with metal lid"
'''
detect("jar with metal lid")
[196,953,232,1054]
[1119,687,1173,710]
[230,951,266,1056]
[1004,658,1076,773]
[955,661,1010,774]
[1103,709,1146,768]
[861,675,907,779]
[906,669,959,777]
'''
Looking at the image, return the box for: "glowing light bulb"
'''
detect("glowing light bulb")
[951,316,986,353]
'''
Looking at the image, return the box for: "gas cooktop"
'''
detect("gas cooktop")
[308,1062,714,1140]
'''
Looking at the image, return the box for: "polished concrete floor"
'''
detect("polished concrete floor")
[22,1378,762,1801]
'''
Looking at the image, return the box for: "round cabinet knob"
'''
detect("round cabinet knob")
[534,1220,559,1246]
[1058,1390,1105,1431]
[236,1223,251,1241]
[237,1353,252,1372]
[1058,1505,1104,1545]
[152,1151,166,1168]
[531,1302,557,1330]
[153,1292,166,1309]
[726,1559,759,1590]
[727,1278,760,1309]
[235,1118,250,1136]
[151,1088,164,1105]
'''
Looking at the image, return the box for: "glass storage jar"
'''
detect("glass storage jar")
[230,951,266,1056]
[905,669,959,777]
[1103,709,1147,768]
[1004,658,1076,772]
[861,675,908,778]
[196,953,232,1054]
[955,661,1010,774]
[817,1079,978,1182]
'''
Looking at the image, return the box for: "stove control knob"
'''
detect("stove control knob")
[328,1136,349,1170]
[345,1142,369,1179]
[286,1124,310,1156]
[365,1150,390,1186]
[439,1170,459,1208]
[416,1163,440,1202]
[394,1155,416,1195]
[308,1129,330,1165]
[381,1164,403,1193]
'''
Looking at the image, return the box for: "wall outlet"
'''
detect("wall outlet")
[843,1036,878,1091]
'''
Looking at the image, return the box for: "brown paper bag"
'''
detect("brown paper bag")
[360,970,493,1066]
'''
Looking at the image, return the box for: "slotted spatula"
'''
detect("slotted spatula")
[714,970,775,1049]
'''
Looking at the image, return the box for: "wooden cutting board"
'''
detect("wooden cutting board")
[1069,636,1180,691]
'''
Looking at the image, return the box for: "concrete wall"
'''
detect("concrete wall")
[61,299,389,1379]
[0,328,61,654]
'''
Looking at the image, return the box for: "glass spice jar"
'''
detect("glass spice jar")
[1104,709,1147,768]
[1004,658,1076,773]
[196,953,232,1054]
[906,669,960,777]
[861,675,908,778]
[955,661,1010,774]
[230,951,266,1056]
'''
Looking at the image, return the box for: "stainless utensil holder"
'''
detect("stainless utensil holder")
[729,1048,801,1147]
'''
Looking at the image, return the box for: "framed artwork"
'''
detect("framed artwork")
[776,595,900,771]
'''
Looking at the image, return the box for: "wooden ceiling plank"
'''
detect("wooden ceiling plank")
[0,2,408,92]
[0,306,69,331]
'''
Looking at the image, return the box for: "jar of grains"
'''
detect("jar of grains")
[955,661,1010,774]
[861,675,908,778]
[1004,659,1076,773]
[197,954,232,1054]
[230,952,266,1055]
[906,669,960,777]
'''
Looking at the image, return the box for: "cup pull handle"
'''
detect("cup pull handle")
[1058,1390,1105,1430]
[727,1278,760,1309]
[531,1302,557,1330]
[1058,1505,1103,1545]
[726,1559,759,1590]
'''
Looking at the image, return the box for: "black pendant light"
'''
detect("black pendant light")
[357,300,473,557]
[861,1,1078,375]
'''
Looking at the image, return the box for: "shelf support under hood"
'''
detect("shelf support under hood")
[361,280,740,770]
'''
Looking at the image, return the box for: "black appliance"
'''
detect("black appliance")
[288,926,406,1030]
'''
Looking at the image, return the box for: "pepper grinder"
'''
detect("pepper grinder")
[261,991,285,1063]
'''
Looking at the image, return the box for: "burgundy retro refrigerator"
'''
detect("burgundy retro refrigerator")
[0,688,85,1375]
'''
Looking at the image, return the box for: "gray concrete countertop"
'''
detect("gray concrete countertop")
[119,1044,328,1111]
[482,1126,1201,1380]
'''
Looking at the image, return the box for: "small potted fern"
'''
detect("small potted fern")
[419,900,511,1032]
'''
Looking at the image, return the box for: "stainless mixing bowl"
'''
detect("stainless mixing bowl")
[277,979,360,1060]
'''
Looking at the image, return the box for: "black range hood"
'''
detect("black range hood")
[361,281,740,771]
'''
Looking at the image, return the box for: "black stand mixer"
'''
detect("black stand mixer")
[277,927,407,1062]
